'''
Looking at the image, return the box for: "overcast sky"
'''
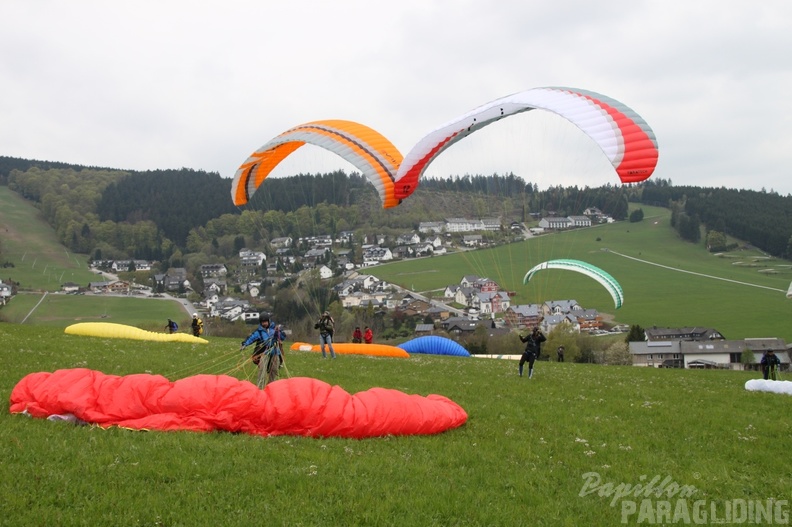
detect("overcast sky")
[2,1,791,196]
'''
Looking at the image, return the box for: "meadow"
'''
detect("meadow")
[1,324,790,526]
[0,291,188,330]
[0,186,97,291]
[372,206,792,341]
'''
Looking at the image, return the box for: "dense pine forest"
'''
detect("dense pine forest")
[2,155,791,265]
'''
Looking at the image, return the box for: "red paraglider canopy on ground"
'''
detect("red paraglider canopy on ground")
[9,369,467,439]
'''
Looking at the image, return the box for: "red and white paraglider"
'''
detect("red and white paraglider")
[393,86,659,200]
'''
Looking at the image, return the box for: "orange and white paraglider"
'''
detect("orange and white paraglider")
[231,119,403,208]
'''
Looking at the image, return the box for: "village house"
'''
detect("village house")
[270,236,293,248]
[317,265,333,279]
[480,218,501,231]
[575,309,603,331]
[396,232,421,245]
[644,326,725,341]
[239,249,266,268]
[61,281,81,293]
[540,314,581,334]
[111,259,152,272]
[629,337,790,370]
[542,300,583,316]
[538,217,572,230]
[504,304,543,328]
[567,215,592,228]
[362,246,393,264]
[391,245,415,259]
[200,263,228,278]
[0,281,14,304]
[440,316,480,335]
[462,235,483,247]
[418,221,445,234]
[414,323,435,336]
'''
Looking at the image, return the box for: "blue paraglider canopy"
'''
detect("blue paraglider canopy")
[397,336,471,357]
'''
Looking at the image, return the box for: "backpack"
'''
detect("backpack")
[319,316,334,335]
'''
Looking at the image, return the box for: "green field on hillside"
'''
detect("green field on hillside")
[372,206,792,341]
[0,185,97,290]
[1,325,789,526]
[0,291,189,329]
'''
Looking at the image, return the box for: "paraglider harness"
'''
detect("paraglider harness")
[251,334,282,367]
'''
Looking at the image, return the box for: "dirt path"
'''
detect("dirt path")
[20,291,48,324]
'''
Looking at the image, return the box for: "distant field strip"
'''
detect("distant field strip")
[607,249,787,293]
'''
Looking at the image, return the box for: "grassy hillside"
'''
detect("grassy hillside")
[1,325,789,525]
[0,185,97,290]
[372,206,792,341]
[0,291,189,329]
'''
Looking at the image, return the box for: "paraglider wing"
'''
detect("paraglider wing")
[745,379,792,395]
[289,342,409,358]
[397,336,471,357]
[65,322,208,344]
[231,119,403,208]
[10,369,467,438]
[394,87,659,199]
[523,259,625,309]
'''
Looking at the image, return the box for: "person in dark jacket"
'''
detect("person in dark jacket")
[315,311,336,358]
[519,327,546,378]
[165,319,178,334]
[761,350,781,380]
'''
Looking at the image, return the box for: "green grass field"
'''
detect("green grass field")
[1,325,790,526]
[0,186,98,290]
[0,291,189,329]
[372,206,792,342]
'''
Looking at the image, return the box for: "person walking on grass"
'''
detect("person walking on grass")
[165,319,178,334]
[519,327,546,379]
[315,311,336,358]
[556,345,565,363]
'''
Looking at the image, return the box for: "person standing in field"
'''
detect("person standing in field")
[240,313,286,388]
[165,319,178,334]
[315,311,336,359]
[519,327,546,379]
[191,313,203,337]
[364,326,373,344]
[761,350,781,380]
[556,345,565,362]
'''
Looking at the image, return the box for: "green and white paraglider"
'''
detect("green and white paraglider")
[523,259,625,309]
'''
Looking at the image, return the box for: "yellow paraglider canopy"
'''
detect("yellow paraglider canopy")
[65,322,208,344]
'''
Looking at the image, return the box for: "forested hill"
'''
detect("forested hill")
[97,170,238,246]
[641,182,792,258]
[2,154,792,262]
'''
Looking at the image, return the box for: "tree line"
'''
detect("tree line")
[4,155,792,266]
